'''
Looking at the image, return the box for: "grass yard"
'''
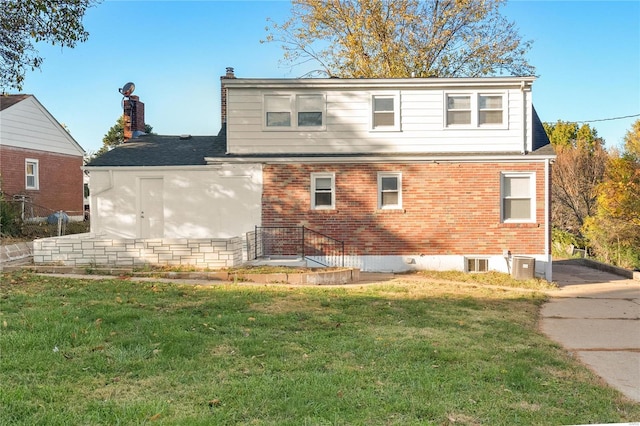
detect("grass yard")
[1,271,638,425]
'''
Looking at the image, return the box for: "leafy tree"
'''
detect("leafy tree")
[583,120,640,269]
[544,121,607,233]
[94,116,154,157]
[596,120,640,227]
[263,0,535,78]
[0,0,100,91]
[623,119,640,161]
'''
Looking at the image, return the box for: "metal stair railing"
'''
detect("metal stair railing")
[250,226,344,267]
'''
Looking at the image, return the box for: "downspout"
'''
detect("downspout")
[521,80,528,154]
[544,158,552,282]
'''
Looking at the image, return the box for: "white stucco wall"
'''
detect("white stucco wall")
[88,164,262,239]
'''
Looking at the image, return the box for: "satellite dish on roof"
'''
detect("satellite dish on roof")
[119,82,135,97]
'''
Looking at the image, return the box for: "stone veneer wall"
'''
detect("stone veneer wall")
[33,233,244,269]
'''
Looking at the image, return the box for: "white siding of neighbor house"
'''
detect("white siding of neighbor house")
[88,164,262,239]
[0,96,85,157]
[225,83,533,155]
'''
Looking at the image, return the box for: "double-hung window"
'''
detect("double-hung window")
[25,159,39,190]
[311,173,335,210]
[371,92,400,131]
[265,95,292,127]
[264,94,325,129]
[445,92,506,128]
[501,172,535,222]
[446,95,472,125]
[297,95,324,127]
[478,94,503,125]
[378,172,402,209]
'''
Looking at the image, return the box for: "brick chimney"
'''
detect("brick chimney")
[123,95,145,141]
[220,67,236,124]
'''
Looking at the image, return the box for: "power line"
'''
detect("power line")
[577,113,640,124]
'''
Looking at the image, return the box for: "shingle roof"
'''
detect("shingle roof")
[86,128,227,167]
[0,94,30,111]
[532,106,551,151]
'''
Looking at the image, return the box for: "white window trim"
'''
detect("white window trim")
[263,93,326,131]
[501,172,536,223]
[311,172,335,210]
[444,91,508,129]
[25,158,39,190]
[377,172,402,210]
[370,91,401,132]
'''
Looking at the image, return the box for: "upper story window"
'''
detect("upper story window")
[445,92,507,128]
[446,95,471,125]
[501,172,535,222]
[371,92,400,131]
[311,172,335,210]
[378,172,402,209]
[478,95,503,125]
[25,159,39,190]
[264,94,325,130]
[265,95,291,127]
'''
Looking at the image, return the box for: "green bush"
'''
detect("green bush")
[0,200,22,237]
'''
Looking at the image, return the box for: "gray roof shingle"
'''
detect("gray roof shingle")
[87,128,226,167]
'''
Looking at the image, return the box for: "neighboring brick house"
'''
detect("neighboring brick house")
[85,69,555,279]
[0,95,86,219]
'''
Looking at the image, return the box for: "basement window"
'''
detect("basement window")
[466,257,489,273]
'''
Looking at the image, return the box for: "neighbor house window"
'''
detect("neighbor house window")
[445,92,507,128]
[25,159,39,190]
[371,93,400,130]
[311,173,335,210]
[501,172,535,222]
[378,172,402,209]
[264,94,325,129]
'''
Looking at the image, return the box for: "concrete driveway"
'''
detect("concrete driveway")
[540,259,640,402]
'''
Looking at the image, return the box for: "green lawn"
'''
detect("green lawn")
[1,271,638,425]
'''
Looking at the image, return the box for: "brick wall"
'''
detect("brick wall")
[0,145,84,215]
[262,162,548,257]
[123,95,145,141]
[33,234,244,269]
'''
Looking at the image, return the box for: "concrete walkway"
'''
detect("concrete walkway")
[540,259,640,402]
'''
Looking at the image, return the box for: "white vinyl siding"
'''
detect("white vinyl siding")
[501,172,535,222]
[25,159,39,189]
[225,82,532,155]
[311,173,335,210]
[378,172,402,209]
[0,96,85,156]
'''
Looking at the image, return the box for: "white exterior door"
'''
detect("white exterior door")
[139,178,164,238]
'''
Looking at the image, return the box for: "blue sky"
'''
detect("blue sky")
[17,0,640,154]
